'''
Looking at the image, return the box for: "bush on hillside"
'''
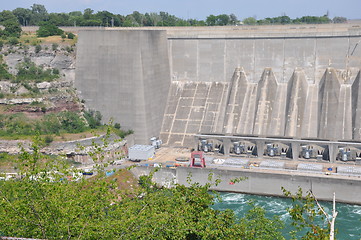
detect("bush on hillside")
[15,60,59,83]
[36,22,64,37]
[67,32,75,39]
[0,55,13,80]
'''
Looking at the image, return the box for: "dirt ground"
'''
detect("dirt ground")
[147,147,360,175]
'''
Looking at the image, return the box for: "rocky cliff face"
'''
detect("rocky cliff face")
[2,43,76,82]
[0,43,80,117]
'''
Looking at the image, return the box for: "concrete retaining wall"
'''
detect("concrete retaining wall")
[132,166,361,204]
[75,30,170,144]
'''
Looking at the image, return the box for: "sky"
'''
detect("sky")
[0,0,360,20]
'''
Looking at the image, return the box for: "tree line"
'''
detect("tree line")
[2,4,348,29]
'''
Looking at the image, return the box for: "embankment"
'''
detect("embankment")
[131,166,361,205]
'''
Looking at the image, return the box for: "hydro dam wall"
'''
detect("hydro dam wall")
[75,24,361,145]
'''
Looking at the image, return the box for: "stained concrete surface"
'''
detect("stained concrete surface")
[75,24,361,146]
[75,30,170,144]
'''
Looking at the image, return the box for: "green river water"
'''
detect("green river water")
[212,192,361,239]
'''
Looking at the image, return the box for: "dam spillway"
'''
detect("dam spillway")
[75,24,361,146]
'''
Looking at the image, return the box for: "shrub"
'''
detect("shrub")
[67,32,75,39]
[58,111,86,133]
[65,46,73,53]
[52,68,59,75]
[44,135,53,146]
[35,44,42,53]
[7,37,19,45]
[0,55,13,80]
[15,59,60,83]
[52,43,58,51]
[83,110,102,129]
[37,22,64,37]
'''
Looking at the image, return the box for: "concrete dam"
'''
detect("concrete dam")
[75,24,361,148]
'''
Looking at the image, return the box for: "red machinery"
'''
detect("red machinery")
[189,151,206,168]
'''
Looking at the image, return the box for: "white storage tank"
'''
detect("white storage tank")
[128,145,155,161]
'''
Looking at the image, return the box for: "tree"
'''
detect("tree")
[131,11,143,26]
[0,10,21,37]
[216,14,230,26]
[0,153,285,239]
[83,8,94,20]
[12,7,32,26]
[206,14,217,26]
[243,17,257,25]
[282,187,332,239]
[333,16,347,23]
[229,13,239,25]
[48,13,71,26]
[96,11,115,27]
[30,4,48,25]
[0,133,339,239]
[84,110,102,129]
[2,19,22,38]
[144,12,161,26]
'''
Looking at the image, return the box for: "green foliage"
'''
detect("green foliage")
[243,17,257,25]
[239,203,285,239]
[43,135,53,145]
[0,111,88,137]
[0,55,13,80]
[67,32,75,39]
[292,15,331,24]
[65,46,73,53]
[12,7,32,26]
[36,22,64,37]
[15,59,59,83]
[57,111,86,133]
[51,43,58,51]
[0,132,336,239]
[206,14,230,26]
[35,44,41,53]
[7,5,344,28]
[30,4,48,25]
[333,16,347,23]
[0,113,34,136]
[0,10,22,38]
[0,149,284,240]
[7,37,19,45]
[243,15,332,25]
[52,68,59,75]
[83,109,102,129]
[113,127,133,138]
[282,187,330,239]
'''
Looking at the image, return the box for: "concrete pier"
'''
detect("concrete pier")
[131,166,361,205]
